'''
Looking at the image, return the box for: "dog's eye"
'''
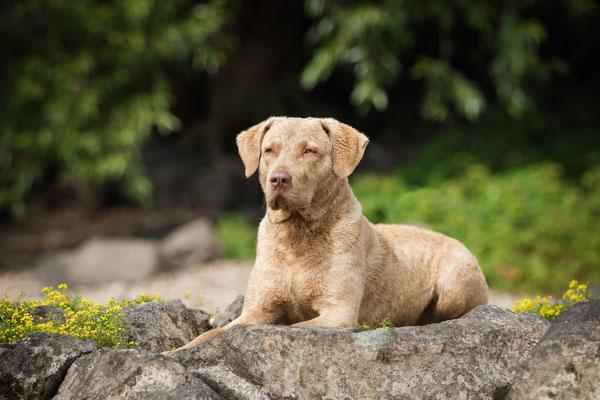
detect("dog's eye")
[264,148,273,154]
[303,148,317,155]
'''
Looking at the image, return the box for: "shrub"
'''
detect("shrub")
[352,163,600,293]
[0,0,229,216]
[216,213,257,260]
[0,284,163,347]
[512,279,592,320]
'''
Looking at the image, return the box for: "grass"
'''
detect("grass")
[358,318,395,330]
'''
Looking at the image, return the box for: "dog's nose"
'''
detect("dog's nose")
[270,170,291,189]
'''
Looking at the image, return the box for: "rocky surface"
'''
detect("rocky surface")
[195,365,271,400]
[159,218,221,269]
[507,300,600,400]
[122,300,210,353]
[211,295,244,328]
[0,333,95,400]
[53,348,220,400]
[4,297,599,400]
[176,305,550,399]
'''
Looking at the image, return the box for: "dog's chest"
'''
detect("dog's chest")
[273,248,328,305]
[264,221,334,316]
[277,263,323,322]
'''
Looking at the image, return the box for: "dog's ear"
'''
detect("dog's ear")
[236,118,274,177]
[321,118,369,178]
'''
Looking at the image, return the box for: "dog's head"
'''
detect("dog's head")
[236,117,368,213]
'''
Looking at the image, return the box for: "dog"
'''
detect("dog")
[166,117,488,355]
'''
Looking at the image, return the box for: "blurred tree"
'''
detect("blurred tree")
[302,0,597,119]
[1,0,598,217]
[0,0,229,217]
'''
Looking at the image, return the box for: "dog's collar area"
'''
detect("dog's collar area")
[267,208,293,223]
[267,207,322,224]
[266,180,353,225]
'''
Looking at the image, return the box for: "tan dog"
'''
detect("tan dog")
[167,117,488,355]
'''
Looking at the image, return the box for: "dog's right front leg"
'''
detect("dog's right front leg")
[292,307,359,328]
[162,324,230,356]
[163,309,277,356]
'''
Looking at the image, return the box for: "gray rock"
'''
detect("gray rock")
[39,237,160,285]
[507,300,600,400]
[0,333,95,400]
[196,366,270,400]
[175,305,549,399]
[54,348,220,400]
[32,306,65,324]
[211,295,244,329]
[122,300,210,353]
[159,218,221,269]
[192,309,211,330]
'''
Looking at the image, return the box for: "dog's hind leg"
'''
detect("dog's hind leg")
[431,254,488,322]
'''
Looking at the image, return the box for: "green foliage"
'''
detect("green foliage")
[0,0,229,216]
[302,0,590,118]
[411,57,486,121]
[352,163,600,293]
[301,3,399,112]
[512,279,592,320]
[116,293,165,309]
[216,213,257,260]
[396,111,600,185]
[358,318,395,330]
[0,283,163,347]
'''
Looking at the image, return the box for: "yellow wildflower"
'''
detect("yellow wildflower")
[0,283,164,347]
[569,279,578,289]
[513,279,592,321]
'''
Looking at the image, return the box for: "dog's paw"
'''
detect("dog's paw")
[161,348,178,357]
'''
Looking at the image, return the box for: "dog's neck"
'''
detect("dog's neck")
[266,179,358,231]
